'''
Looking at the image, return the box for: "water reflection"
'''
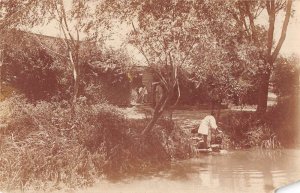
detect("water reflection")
[73,149,300,193]
[165,149,300,193]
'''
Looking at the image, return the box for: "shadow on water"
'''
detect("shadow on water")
[73,149,300,193]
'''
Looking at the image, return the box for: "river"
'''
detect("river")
[48,149,300,193]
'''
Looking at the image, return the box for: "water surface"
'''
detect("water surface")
[57,149,300,193]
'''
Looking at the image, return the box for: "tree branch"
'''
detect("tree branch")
[169,66,181,109]
[244,1,258,43]
[131,21,151,66]
[275,0,285,13]
[59,0,76,47]
[266,0,276,58]
[180,39,196,66]
[271,0,292,63]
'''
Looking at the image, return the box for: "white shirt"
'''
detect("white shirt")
[139,87,143,94]
[198,115,218,135]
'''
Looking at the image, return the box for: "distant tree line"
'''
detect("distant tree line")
[0,0,297,134]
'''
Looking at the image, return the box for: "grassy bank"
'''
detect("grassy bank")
[0,96,192,192]
[218,102,298,149]
[1,96,296,192]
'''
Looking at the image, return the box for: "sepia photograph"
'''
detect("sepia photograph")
[0,0,299,192]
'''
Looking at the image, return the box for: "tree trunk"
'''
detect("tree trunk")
[297,67,300,142]
[256,0,292,115]
[69,50,79,115]
[298,67,300,100]
[72,66,79,104]
[169,110,173,120]
[256,71,271,114]
[142,90,169,135]
[143,111,161,135]
[70,64,79,115]
[0,46,3,95]
[0,50,2,95]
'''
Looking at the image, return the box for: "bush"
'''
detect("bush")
[82,61,131,106]
[218,111,281,149]
[266,96,299,147]
[0,96,97,190]
[153,119,192,159]
[0,95,191,191]
[3,30,61,101]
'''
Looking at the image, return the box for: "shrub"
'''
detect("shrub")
[218,111,255,147]
[153,119,192,159]
[0,95,191,191]
[266,96,299,147]
[3,30,61,101]
[82,61,131,106]
[218,111,281,149]
[0,96,97,190]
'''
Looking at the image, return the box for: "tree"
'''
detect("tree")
[226,0,293,114]
[82,48,133,106]
[166,1,255,112]
[1,1,36,95]
[0,39,3,94]
[30,0,102,112]
[98,0,259,133]
[1,0,103,112]
[131,1,208,134]
[99,0,220,134]
[273,55,299,98]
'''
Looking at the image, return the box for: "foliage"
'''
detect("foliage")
[1,29,133,105]
[1,0,110,108]
[82,49,132,106]
[152,119,192,159]
[232,0,293,113]
[98,0,269,109]
[127,0,207,122]
[3,30,61,101]
[2,0,294,111]
[266,96,299,147]
[272,55,299,97]
[98,0,234,133]
[267,54,299,146]
[218,111,281,149]
[0,95,192,191]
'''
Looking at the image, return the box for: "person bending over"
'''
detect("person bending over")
[198,113,221,151]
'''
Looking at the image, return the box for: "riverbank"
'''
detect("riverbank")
[0,97,192,192]
[119,105,287,149]
[0,98,298,192]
